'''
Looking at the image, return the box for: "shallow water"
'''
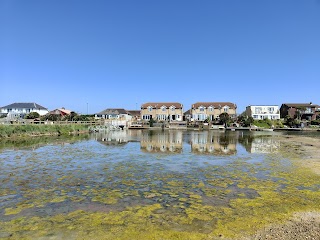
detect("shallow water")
[0,130,319,239]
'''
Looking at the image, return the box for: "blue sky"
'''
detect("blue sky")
[1,0,319,114]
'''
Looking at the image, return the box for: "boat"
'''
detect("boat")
[262,129,274,132]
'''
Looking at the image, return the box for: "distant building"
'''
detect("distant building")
[140,102,183,122]
[280,102,320,120]
[126,110,141,121]
[191,102,237,122]
[245,105,280,120]
[95,108,132,121]
[183,109,192,121]
[0,102,49,118]
[49,108,72,117]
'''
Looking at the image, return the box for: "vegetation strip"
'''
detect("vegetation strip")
[0,124,90,138]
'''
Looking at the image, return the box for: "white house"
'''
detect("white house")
[246,105,280,120]
[95,108,132,121]
[0,102,49,117]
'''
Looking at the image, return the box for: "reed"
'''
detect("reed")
[0,124,90,138]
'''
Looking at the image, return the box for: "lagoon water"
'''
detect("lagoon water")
[0,130,320,239]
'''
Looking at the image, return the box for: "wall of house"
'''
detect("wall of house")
[191,106,236,121]
[246,106,280,120]
[0,108,48,116]
[141,108,183,121]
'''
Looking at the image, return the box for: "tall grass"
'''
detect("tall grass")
[0,124,90,138]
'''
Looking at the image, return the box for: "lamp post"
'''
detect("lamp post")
[86,103,88,115]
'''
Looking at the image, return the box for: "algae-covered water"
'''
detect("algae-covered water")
[0,130,319,239]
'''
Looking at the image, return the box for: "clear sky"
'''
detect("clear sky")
[1,0,319,114]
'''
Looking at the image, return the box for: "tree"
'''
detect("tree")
[149,116,155,127]
[219,113,230,127]
[285,115,295,127]
[295,107,306,120]
[44,114,59,121]
[244,117,254,127]
[25,112,40,119]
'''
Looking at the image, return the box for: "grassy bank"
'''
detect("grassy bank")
[0,124,90,138]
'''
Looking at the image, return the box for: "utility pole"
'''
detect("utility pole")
[86,103,88,115]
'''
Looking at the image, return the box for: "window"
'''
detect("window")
[143,115,151,120]
[158,114,166,121]
[161,106,166,112]
[199,106,204,112]
[208,106,214,112]
[268,107,274,113]
[223,107,229,112]
[170,106,175,111]
[148,106,152,112]
[255,107,262,114]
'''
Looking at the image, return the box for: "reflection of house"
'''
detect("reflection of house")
[0,102,49,118]
[280,103,320,121]
[191,102,237,122]
[96,130,129,145]
[247,137,280,153]
[95,108,132,120]
[141,102,183,122]
[190,131,237,155]
[49,108,72,117]
[140,131,183,153]
[246,105,280,120]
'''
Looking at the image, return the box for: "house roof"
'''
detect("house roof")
[0,102,47,110]
[141,102,183,109]
[97,108,128,115]
[282,103,319,108]
[192,102,237,109]
[50,108,72,115]
[126,110,141,116]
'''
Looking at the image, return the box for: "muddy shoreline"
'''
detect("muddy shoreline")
[243,135,320,240]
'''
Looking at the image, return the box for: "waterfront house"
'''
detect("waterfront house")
[141,102,183,122]
[245,105,280,120]
[191,102,237,122]
[0,102,49,118]
[95,108,132,121]
[280,103,320,120]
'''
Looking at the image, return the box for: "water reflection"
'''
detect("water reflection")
[93,130,281,154]
[140,130,183,153]
[190,131,237,155]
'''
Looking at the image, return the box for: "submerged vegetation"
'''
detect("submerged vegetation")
[0,132,320,239]
[0,124,90,138]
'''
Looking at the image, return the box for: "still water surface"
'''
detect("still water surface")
[0,130,319,239]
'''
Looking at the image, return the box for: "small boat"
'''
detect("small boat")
[262,128,274,132]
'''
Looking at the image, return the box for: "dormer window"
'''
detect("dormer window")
[170,106,175,111]
[161,106,166,112]
[208,106,214,112]
[199,106,205,112]
[223,106,229,112]
[147,106,153,112]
